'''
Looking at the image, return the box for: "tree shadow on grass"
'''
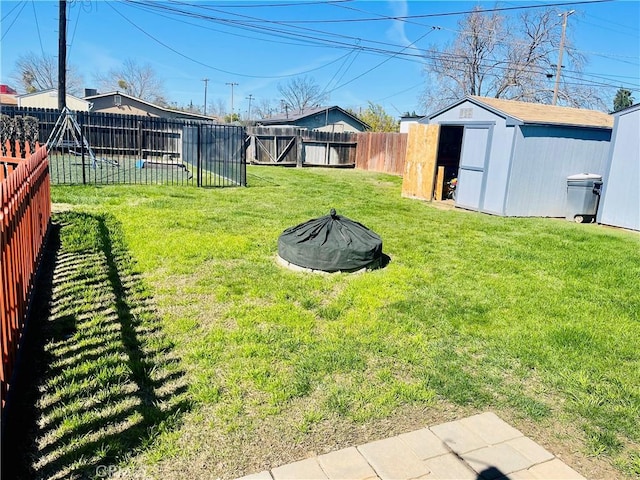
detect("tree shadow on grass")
[2,211,192,480]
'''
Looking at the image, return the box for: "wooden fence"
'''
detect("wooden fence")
[1,145,51,409]
[355,132,408,175]
[246,126,357,167]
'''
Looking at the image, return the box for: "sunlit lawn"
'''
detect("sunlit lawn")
[30,165,640,478]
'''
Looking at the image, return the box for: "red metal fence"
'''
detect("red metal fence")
[1,145,51,408]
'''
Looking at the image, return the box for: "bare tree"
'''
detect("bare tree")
[11,51,84,95]
[206,98,228,118]
[277,76,328,113]
[94,58,166,105]
[253,98,277,119]
[421,8,607,111]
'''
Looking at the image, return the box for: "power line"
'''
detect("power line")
[31,0,45,57]
[178,0,614,24]
[319,47,361,97]
[1,0,26,22]
[123,0,437,55]
[67,0,84,62]
[179,0,350,9]
[109,1,362,79]
[122,0,635,87]
[324,27,439,95]
[111,0,639,99]
[1,1,28,41]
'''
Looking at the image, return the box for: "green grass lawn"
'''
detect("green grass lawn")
[26,166,639,478]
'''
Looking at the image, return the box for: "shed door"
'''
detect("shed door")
[456,126,490,210]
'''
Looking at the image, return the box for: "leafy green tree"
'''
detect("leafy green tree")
[613,88,634,112]
[356,102,399,132]
[224,113,241,123]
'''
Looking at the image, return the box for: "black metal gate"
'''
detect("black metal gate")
[2,107,246,187]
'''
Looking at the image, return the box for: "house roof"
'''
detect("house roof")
[612,103,640,117]
[468,96,613,129]
[16,88,89,104]
[259,105,370,129]
[84,91,217,121]
[0,94,18,106]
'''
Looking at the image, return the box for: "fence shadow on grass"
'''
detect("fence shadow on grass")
[2,211,191,480]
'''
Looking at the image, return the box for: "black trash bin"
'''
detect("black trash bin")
[566,173,603,223]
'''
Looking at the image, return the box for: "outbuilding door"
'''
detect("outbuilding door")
[456,125,491,211]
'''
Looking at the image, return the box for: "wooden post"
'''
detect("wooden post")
[401,124,440,201]
[434,166,445,201]
[58,0,67,111]
[296,132,303,167]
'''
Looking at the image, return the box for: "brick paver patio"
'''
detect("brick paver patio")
[235,412,586,480]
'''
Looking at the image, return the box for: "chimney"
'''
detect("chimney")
[84,88,97,98]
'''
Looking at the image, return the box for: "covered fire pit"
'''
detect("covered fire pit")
[277,208,384,273]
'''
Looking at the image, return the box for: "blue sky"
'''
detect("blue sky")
[1,0,639,117]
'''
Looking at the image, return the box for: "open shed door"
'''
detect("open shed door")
[401,123,440,201]
[456,126,490,210]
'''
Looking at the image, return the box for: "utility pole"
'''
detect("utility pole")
[552,9,574,106]
[202,78,209,115]
[246,94,254,121]
[58,0,67,111]
[226,82,239,119]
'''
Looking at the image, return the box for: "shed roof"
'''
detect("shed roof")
[469,96,613,129]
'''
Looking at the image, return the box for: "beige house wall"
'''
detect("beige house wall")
[316,121,360,133]
[18,91,90,111]
[89,96,165,117]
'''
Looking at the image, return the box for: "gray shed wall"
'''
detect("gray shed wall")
[505,126,612,217]
[597,106,640,231]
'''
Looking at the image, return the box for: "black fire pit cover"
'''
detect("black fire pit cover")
[278,209,382,272]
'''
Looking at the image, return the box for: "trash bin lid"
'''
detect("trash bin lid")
[567,173,602,181]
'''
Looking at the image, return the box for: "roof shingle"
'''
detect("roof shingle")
[470,96,613,128]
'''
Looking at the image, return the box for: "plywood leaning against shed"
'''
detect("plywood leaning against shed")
[401,123,439,200]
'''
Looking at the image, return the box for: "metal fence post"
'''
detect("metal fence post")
[241,128,247,186]
[80,112,87,185]
[197,124,202,188]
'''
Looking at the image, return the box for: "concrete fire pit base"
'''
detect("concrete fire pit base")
[275,255,370,275]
